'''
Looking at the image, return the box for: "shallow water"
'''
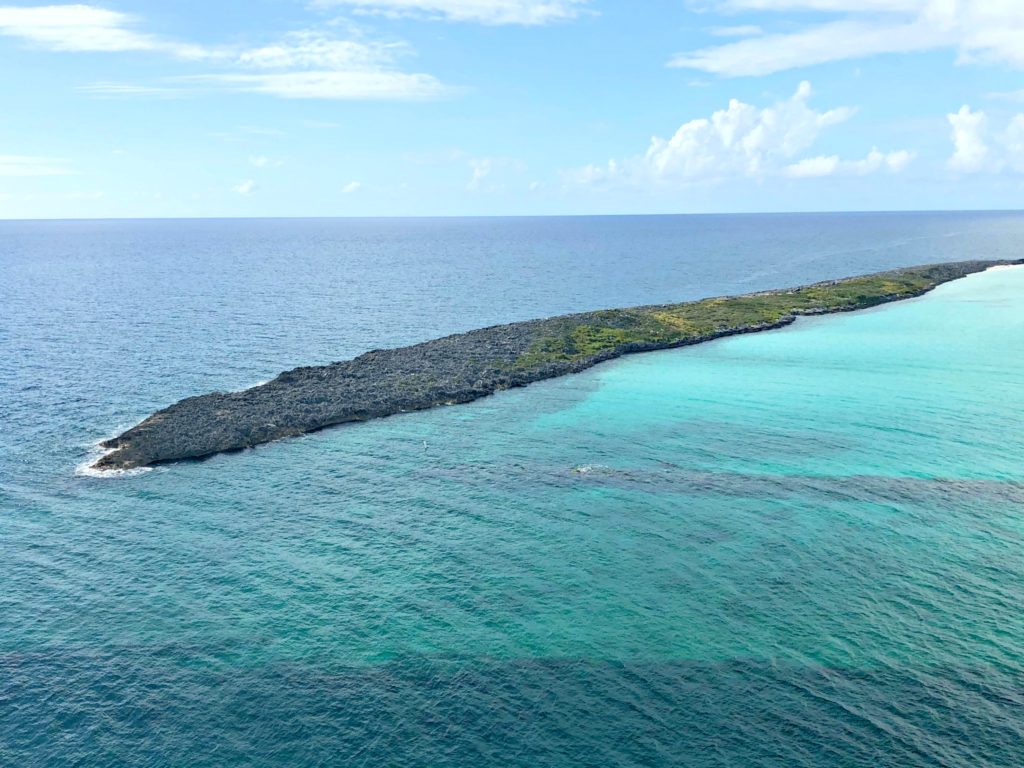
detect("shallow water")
[3,214,1024,766]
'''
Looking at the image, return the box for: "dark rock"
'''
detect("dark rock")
[93,260,1016,470]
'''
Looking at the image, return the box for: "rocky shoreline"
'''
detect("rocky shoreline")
[93,260,1014,470]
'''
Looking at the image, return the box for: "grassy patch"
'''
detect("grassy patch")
[510,270,939,371]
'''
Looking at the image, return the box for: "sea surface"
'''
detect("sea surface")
[2,212,1024,767]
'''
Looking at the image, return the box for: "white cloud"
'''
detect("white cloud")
[248,155,283,167]
[463,156,525,190]
[784,147,914,177]
[710,25,763,37]
[865,148,914,173]
[191,70,447,100]
[467,158,492,190]
[311,0,590,25]
[569,82,912,186]
[1005,115,1024,173]
[236,33,405,70]
[190,31,449,100]
[946,106,1024,173]
[78,81,184,97]
[947,105,990,172]
[782,154,840,178]
[342,180,362,193]
[672,19,941,76]
[6,8,450,101]
[0,4,215,57]
[0,4,155,51]
[233,179,257,194]
[0,154,71,176]
[713,1,922,9]
[673,1,1024,76]
[641,80,856,178]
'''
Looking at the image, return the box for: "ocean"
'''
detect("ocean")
[2,212,1023,766]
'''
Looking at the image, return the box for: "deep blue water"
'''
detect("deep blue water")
[2,213,1024,767]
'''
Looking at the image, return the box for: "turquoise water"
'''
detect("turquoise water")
[3,216,1024,766]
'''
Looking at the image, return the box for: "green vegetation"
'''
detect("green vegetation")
[510,270,938,370]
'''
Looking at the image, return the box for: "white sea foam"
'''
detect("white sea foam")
[74,435,153,479]
[986,263,1024,272]
[571,464,610,475]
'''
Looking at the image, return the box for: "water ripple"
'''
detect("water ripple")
[4,217,1024,766]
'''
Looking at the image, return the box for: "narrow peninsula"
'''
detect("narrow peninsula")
[94,260,1015,470]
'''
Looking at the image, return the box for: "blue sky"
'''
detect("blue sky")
[2,0,1024,218]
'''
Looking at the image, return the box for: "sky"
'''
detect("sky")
[2,0,1024,218]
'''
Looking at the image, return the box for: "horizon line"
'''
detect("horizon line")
[1,208,1023,224]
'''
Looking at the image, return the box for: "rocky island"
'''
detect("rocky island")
[93,260,1015,471]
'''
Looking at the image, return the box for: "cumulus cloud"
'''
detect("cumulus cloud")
[1005,116,1024,173]
[946,106,1024,173]
[342,180,362,193]
[947,105,990,172]
[782,154,841,178]
[639,80,851,178]
[671,1,1024,76]
[784,148,914,177]
[568,83,912,187]
[851,147,915,173]
[0,154,71,176]
[311,0,591,25]
[233,179,257,195]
